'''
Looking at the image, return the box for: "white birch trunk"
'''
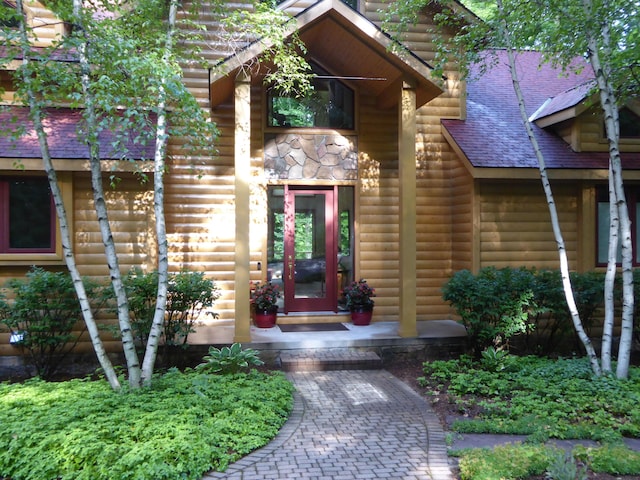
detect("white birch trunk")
[72,0,142,388]
[497,0,602,375]
[140,0,178,385]
[601,167,618,373]
[14,0,121,390]
[582,2,634,378]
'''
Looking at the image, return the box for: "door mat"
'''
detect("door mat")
[278,323,349,333]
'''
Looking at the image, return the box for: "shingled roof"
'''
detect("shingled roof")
[442,50,640,170]
[0,106,156,160]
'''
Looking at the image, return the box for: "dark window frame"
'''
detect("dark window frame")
[266,62,356,130]
[0,177,56,254]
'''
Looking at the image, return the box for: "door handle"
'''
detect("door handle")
[288,255,294,280]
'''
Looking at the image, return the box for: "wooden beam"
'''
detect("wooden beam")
[234,71,252,343]
[398,80,417,338]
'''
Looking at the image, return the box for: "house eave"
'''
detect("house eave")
[209,0,443,109]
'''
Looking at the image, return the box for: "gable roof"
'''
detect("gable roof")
[442,50,640,172]
[529,80,596,127]
[209,0,443,109]
[0,107,155,161]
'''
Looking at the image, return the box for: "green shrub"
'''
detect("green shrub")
[0,370,293,480]
[0,267,104,379]
[115,268,221,361]
[196,343,264,374]
[442,267,537,357]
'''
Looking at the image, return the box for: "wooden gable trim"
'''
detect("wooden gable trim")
[209,0,442,109]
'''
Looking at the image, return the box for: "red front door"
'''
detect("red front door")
[283,186,337,313]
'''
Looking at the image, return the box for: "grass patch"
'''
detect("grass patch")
[0,369,293,480]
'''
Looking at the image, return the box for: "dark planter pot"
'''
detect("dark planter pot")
[350,305,373,326]
[254,306,278,328]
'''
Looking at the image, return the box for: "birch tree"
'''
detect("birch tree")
[2,0,218,389]
[2,0,310,389]
[385,0,638,378]
[487,0,637,378]
[492,0,601,374]
[8,0,122,390]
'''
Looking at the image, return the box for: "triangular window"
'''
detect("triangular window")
[620,107,640,139]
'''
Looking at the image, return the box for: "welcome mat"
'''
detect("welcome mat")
[278,323,349,333]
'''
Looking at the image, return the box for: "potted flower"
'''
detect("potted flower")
[342,278,376,325]
[250,282,281,328]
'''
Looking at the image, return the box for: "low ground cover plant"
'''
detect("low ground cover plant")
[422,355,640,441]
[421,354,640,478]
[0,368,293,480]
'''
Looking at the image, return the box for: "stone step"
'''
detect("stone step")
[279,349,382,372]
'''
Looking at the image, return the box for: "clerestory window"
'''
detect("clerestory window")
[267,63,355,130]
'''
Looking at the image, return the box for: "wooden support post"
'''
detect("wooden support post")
[234,71,252,343]
[398,80,418,338]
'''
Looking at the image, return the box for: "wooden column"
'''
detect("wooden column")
[398,80,418,338]
[234,71,252,343]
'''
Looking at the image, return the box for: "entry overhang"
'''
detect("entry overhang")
[210,0,443,109]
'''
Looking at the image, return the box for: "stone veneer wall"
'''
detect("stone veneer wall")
[264,133,358,180]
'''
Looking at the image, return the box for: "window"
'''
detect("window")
[596,186,640,265]
[272,0,358,8]
[267,63,355,130]
[619,108,640,139]
[0,0,19,28]
[0,177,55,253]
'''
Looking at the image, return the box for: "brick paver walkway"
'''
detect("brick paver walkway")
[203,370,453,480]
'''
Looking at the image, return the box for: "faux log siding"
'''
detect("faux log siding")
[26,1,63,46]
[357,96,400,321]
[72,174,156,277]
[579,109,610,153]
[479,182,579,269]
[164,97,237,320]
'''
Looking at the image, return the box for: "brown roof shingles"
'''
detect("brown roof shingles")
[442,50,640,170]
[0,106,155,160]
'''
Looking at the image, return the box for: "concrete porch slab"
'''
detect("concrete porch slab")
[190,319,467,351]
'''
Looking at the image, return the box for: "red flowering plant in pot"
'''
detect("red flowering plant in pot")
[342,279,376,325]
[250,282,281,328]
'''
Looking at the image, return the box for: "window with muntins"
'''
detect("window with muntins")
[0,177,55,253]
[267,63,355,130]
[596,186,640,266]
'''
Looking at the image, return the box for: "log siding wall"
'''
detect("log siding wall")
[478,182,580,270]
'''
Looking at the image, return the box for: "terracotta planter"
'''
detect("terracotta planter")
[350,305,373,326]
[254,306,278,328]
